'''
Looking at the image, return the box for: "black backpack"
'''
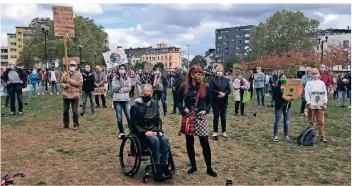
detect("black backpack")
[297,125,316,146]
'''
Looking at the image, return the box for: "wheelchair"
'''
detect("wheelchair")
[119,133,176,183]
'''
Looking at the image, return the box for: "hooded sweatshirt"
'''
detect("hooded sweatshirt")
[305,79,328,106]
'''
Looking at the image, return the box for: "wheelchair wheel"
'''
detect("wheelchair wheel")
[119,134,142,177]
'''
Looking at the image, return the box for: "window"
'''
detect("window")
[169,56,172,60]
[149,57,152,60]
[10,42,16,46]
[18,38,22,42]
[10,35,16,38]
[244,46,249,50]
[165,63,168,68]
[11,55,17,58]
[224,35,228,39]
[225,48,229,50]
[18,45,22,49]
[157,56,159,60]
[236,46,242,50]
[220,30,229,33]
[10,48,16,52]
[236,40,242,44]
[236,34,243,38]
[245,40,249,43]
[217,36,222,40]
[165,56,168,60]
[245,34,250,37]
[161,56,163,60]
[18,32,22,35]
[231,39,235,41]
[343,40,350,48]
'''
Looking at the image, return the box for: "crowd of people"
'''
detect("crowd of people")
[1,62,351,178]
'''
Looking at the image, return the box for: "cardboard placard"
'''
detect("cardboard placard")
[144,63,153,71]
[94,87,106,96]
[311,91,325,109]
[53,6,74,37]
[283,79,303,99]
[62,57,80,64]
[102,48,127,69]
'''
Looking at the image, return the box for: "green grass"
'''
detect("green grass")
[1,89,350,185]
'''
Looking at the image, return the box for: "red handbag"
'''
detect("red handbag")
[178,91,200,136]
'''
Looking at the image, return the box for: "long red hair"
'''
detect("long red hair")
[183,65,206,98]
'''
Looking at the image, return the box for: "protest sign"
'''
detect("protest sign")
[102,48,127,69]
[144,63,153,71]
[212,63,223,72]
[311,91,325,109]
[52,6,74,37]
[94,87,106,96]
[283,79,303,99]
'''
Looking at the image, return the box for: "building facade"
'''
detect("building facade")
[7,26,32,65]
[204,48,215,69]
[125,47,152,66]
[215,25,255,63]
[1,46,8,69]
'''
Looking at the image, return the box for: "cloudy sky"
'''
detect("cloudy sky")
[1,4,351,59]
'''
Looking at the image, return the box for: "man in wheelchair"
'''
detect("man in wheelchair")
[130,84,171,180]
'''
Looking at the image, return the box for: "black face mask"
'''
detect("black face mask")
[142,96,152,103]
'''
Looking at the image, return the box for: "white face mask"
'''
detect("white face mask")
[119,69,125,74]
[238,75,242,78]
[32,71,37,74]
[312,74,320,80]
[69,66,76,72]
[216,72,223,76]
[256,69,260,73]
[9,65,15,69]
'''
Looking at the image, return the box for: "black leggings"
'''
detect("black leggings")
[129,85,135,98]
[186,135,212,169]
[300,100,307,114]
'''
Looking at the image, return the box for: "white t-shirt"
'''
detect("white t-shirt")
[50,71,57,82]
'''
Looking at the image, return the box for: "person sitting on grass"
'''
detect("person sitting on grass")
[272,73,292,142]
[130,84,170,178]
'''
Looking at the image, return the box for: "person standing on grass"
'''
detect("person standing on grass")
[80,65,95,116]
[233,72,250,116]
[336,73,348,108]
[135,69,143,96]
[128,70,137,99]
[59,61,83,130]
[305,68,328,143]
[346,73,351,108]
[268,70,278,107]
[3,64,27,115]
[272,73,292,142]
[171,67,184,114]
[254,66,266,107]
[265,72,270,96]
[48,67,59,95]
[152,68,168,116]
[112,64,132,139]
[320,64,332,92]
[248,71,254,100]
[27,68,39,100]
[208,65,231,139]
[332,73,338,100]
[300,67,312,116]
[43,69,48,92]
[94,65,107,108]
[176,65,217,177]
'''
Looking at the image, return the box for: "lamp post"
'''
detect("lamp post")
[318,36,328,64]
[40,24,49,69]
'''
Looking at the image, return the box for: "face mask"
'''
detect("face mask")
[9,65,15,69]
[69,66,76,72]
[32,71,37,74]
[96,69,101,73]
[256,69,260,73]
[320,68,325,72]
[238,75,242,78]
[279,79,287,84]
[142,95,152,103]
[193,76,203,83]
[216,72,223,77]
[312,74,320,80]
[85,68,90,72]
[119,69,126,74]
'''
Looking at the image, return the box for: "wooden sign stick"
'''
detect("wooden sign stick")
[63,36,70,92]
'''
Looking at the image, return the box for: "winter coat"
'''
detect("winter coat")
[233,77,250,101]
[59,71,83,99]
[112,75,131,102]
[208,76,231,105]
[28,73,39,85]
[82,71,95,92]
[94,72,106,87]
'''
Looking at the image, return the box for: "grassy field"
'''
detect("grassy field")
[1,89,351,185]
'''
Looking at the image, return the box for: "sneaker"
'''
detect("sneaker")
[73,126,79,130]
[212,132,218,140]
[299,113,305,116]
[241,113,246,116]
[37,93,40,96]
[320,137,328,143]
[235,113,240,116]
[18,112,23,115]
[92,112,96,116]
[284,136,291,142]
[56,92,59,95]
[118,133,125,139]
[164,112,168,116]
[10,112,15,115]
[222,132,228,138]
[50,92,53,95]
[348,106,351,108]
[42,92,44,95]
[273,136,279,142]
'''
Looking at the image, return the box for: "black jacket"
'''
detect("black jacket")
[151,74,168,91]
[82,71,95,92]
[273,86,291,110]
[208,76,231,104]
[130,99,162,138]
[172,72,184,93]
[336,78,348,91]
[176,83,212,115]
[3,67,27,88]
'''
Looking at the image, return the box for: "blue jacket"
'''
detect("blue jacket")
[28,73,39,85]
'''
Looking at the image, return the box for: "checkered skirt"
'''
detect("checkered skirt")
[194,114,208,137]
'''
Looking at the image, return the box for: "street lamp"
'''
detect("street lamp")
[40,24,49,69]
[318,36,329,64]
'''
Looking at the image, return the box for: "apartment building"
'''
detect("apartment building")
[1,46,8,69]
[7,26,32,65]
[215,25,255,63]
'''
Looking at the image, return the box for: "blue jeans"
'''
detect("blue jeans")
[273,108,290,137]
[154,90,167,113]
[145,135,169,164]
[27,83,38,99]
[264,84,269,94]
[51,81,59,94]
[114,101,131,134]
[255,88,265,106]
[2,80,7,95]
[4,93,10,106]
[337,91,347,106]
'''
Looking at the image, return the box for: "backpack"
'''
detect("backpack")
[297,125,316,146]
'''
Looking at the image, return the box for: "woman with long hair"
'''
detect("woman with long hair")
[272,73,292,142]
[175,65,217,177]
[129,70,137,98]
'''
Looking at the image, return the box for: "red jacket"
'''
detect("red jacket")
[320,72,332,87]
